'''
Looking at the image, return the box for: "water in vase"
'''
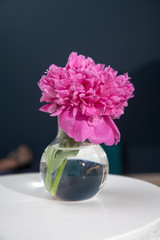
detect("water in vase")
[40,159,108,201]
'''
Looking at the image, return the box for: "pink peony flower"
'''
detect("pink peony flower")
[38,52,134,145]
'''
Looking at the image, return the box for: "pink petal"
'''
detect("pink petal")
[59,109,93,142]
[58,108,76,134]
[105,116,120,144]
[40,104,63,116]
[69,111,93,142]
[88,116,120,145]
[48,103,57,113]
[39,104,53,112]
[50,107,63,116]
[66,52,86,69]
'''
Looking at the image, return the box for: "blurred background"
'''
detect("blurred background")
[0,0,160,181]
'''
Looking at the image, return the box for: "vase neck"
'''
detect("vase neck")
[56,121,92,148]
[57,125,78,148]
[57,125,64,137]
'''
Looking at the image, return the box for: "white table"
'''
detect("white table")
[0,173,160,240]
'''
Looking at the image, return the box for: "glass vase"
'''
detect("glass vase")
[40,128,109,201]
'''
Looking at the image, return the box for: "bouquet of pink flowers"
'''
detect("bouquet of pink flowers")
[38,52,134,197]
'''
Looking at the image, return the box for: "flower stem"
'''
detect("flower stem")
[50,159,67,196]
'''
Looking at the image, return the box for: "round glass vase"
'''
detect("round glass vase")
[40,130,109,201]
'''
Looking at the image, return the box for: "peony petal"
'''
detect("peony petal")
[59,109,93,142]
[104,116,120,144]
[40,104,63,116]
[69,111,93,142]
[58,108,76,134]
[88,116,120,145]
[39,104,52,112]
[50,107,63,116]
[48,103,57,113]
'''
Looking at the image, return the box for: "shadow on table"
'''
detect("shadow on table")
[0,173,103,207]
[0,173,53,199]
[1,173,158,209]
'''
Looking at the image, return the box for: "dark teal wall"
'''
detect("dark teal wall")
[0,0,160,173]
[101,144,122,174]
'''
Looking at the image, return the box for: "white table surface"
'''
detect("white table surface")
[0,173,160,240]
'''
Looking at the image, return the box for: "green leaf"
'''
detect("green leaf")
[44,145,78,193]
[44,146,57,190]
[50,149,79,173]
[43,145,57,165]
